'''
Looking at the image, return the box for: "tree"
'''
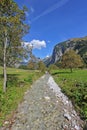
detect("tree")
[0,0,29,92]
[83,53,87,67]
[38,61,46,72]
[55,61,62,68]
[27,61,36,70]
[61,50,83,72]
[48,64,58,72]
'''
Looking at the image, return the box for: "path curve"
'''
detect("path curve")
[1,74,84,130]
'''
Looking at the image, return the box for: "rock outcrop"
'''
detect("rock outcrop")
[44,36,87,66]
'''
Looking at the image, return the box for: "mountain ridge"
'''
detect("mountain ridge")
[44,36,87,66]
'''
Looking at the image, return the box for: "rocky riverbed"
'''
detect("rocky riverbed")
[1,74,84,130]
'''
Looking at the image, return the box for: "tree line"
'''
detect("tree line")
[20,49,84,73]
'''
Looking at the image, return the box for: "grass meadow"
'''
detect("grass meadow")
[51,69,87,121]
[0,66,43,126]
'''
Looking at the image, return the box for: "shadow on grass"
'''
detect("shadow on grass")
[0,74,3,78]
[0,74,20,87]
[52,71,71,75]
[7,74,19,87]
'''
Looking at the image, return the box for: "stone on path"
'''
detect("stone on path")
[1,74,84,130]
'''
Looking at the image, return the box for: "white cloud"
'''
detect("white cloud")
[32,0,69,22]
[23,40,46,49]
[46,55,50,58]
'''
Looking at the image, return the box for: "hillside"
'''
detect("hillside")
[44,36,87,66]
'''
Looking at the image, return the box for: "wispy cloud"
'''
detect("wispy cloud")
[25,7,34,17]
[30,7,34,13]
[47,40,51,43]
[32,0,69,22]
[25,11,29,17]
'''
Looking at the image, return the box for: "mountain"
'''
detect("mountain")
[44,36,87,66]
[15,57,41,68]
[43,56,52,66]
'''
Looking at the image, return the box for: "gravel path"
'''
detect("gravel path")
[1,74,84,130]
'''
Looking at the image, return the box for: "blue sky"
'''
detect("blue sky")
[15,0,87,59]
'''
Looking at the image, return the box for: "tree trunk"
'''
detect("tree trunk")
[70,67,73,73]
[3,30,7,93]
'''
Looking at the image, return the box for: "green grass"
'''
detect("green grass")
[0,66,43,126]
[51,69,87,121]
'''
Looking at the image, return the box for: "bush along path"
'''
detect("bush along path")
[1,74,84,130]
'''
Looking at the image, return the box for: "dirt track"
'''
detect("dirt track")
[1,74,83,130]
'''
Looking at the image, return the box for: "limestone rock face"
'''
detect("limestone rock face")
[44,36,87,66]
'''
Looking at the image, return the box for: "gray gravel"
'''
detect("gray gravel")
[1,74,84,130]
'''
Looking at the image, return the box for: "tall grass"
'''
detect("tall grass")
[51,69,87,121]
[0,67,43,126]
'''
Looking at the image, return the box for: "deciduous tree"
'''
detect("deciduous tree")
[0,0,29,92]
[38,61,46,72]
[61,50,83,72]
[27,61,36,70]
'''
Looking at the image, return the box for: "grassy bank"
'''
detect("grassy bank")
[0,67,43,126]
[51,69,87,121]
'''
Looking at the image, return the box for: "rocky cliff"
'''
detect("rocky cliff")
[44,36,87,66]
